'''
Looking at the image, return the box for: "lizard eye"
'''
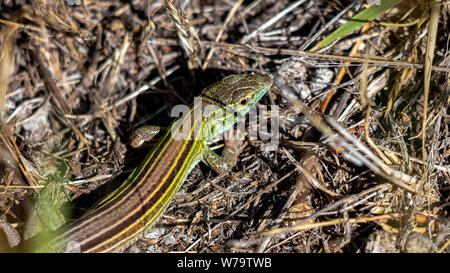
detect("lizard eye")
[240,98,250,105]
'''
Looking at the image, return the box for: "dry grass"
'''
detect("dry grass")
[0,0,448,253]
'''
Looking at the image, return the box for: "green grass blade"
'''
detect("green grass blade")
[318,0,403,48]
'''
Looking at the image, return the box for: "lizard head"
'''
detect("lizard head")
[200,74,273,138]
